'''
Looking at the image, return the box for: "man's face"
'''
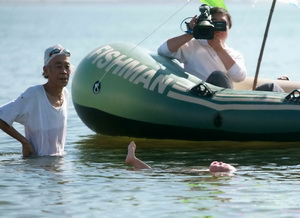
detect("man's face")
[212,13,230,42]
[209,161,236,172]
[45,55,71,88]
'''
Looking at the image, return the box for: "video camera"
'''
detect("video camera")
[193,4,227,40]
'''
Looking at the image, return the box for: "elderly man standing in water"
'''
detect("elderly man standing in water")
[0,45,71,157]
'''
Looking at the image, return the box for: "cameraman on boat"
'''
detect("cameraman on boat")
[158,5,283,92]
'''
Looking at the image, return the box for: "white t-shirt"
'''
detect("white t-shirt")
[157,39,247,82]
[0,85,68,156]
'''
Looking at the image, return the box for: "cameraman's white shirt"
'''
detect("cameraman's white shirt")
[157,39,246,82]
[0,85,68,156]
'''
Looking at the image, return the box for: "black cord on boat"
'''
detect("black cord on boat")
[180,17,193,34]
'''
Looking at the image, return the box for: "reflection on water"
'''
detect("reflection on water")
[23,156,65,172]
[75,134,300,167]
[74,133,300,149]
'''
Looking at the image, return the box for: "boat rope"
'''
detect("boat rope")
[97,0,191,84]
[128,0,191,54]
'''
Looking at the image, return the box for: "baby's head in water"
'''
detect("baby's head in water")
[209,161,237,173]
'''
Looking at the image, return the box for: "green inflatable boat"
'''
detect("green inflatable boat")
[72,42,300,141]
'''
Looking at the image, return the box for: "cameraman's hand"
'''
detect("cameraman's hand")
[189,15,198,31]
[208,35,224,52]
[208,34,235,70]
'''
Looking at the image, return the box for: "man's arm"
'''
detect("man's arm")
[208,35,235,70]
[166,15,197,52]
[0,119,35,156]
[208,35,246,82]
[166,34,194,53]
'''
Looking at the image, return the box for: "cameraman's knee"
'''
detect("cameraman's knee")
[206,71,232,88]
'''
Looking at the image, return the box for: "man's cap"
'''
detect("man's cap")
[44,44,71,66]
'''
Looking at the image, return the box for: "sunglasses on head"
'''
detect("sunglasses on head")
[49,48,71,57]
